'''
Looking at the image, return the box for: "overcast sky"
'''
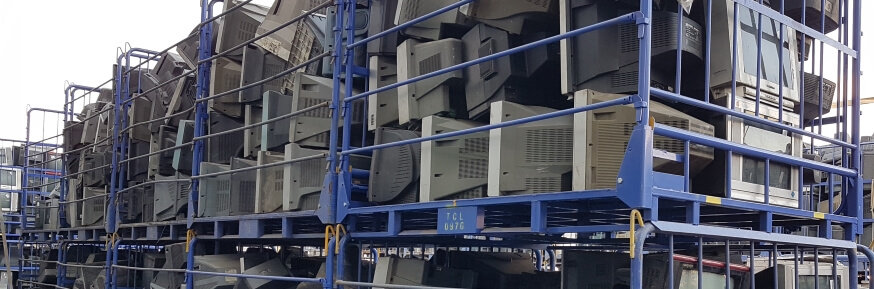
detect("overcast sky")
[0,0,870,145]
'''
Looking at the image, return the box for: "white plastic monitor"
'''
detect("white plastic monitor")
[711,0,801,106]
[367,56,399,131]
[394,0,474,41]
[397,38,465,125]
[756,262,850,289]
[215,0,269,61]
[420,116,488,201]
[255,151,285,213]
[487,101,572,196]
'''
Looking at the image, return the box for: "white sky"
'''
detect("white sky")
[0,0,870,144]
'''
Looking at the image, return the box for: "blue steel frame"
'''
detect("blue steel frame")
[328,0,868,288]
[29,0,869,288]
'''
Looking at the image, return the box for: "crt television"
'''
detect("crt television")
[420,116,489,202]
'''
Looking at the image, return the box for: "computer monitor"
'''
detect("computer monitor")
[152,52,188,87]
[374,257,478,288]
[173,120,194,175]
[215,0,269,61]
[367,56,400,130]
[798,72,837,121]
[758,260,851,288]
[235,258,295,289]
[645,253,751,289]
[254,0,325,62]
[125,182,153,223]
[81,186,106,227]
[230,157,257,215]
[207,111,245,164]
[420,116,488,201]
[151,243,187,289]
[367,0,402,56]
[64,121,85,151]
[487,101,572,196]
[397,38,466,124]
[129,141,152,183]
[458,0,558,34]
[768,0,840,34]
[192,254,270,289]
[153,173,190,221]
[695,92,803,208]
[572,89,715,190]
[446,251,535,289]
[149,89,170,133]
[177,19,222,70]
[289,72,363,148]
[66,177,81,227]
[560,1,704,95]
[369,128,422,204]
[461,23,561,119]
[320,6,369,78]
[80,102,111,144]
[710,0,801,106]
[129,96,153,142]
[394,0,475,41]
[240,45,287,103]
[155,125,178,177]
[282,144,327,211]
[244,104,263,158]
[81,150,111,187]
[210,57,245,118]
[166,75,196,128]
[562,251,631,288]
[256,151,284,213]
[141,253,166,288]
[197,162,232,218]
[261,91,292,151]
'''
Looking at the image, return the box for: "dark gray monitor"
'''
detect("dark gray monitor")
[446,251,535,289]
[155,125,178,176]
[561,2,704,95]
[461,23,561,119]
[459,0,558,34]
[367,0,402,56]
[234,258,295,289]
[240,45,287,103]
[207,111,245,164]
[367,56,399,131]
[81,150,111,187]
[127,141,151,184]
[81,187,106,227]
[197,162,232,218]
[261,91,292,151]
[244,104,263,158]
[368,128,421,204]
[153,173,190,221]
[209,57,245,118]
[215,0,269,61]
[397,38,466,124]
[798,72,836,121]
[63,121,85,151]
[173,120,194,175]
[288,73,363,148]
[177,19,222,70]
[192,254,270,289]
[166,74,196,128]
[129,96,153,142]
[229,157,257,215]
[394,0,475,41]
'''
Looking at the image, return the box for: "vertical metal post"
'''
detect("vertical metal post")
[323,0,346,224]
[190,0,216,229]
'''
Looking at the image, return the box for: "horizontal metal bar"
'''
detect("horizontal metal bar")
[653,124,856,177]
[192,101,329,141]
[336,280,463,289]
[192,153,327,179]
[122,106,195,133]
[650,88,856,149]
[345,12,640,103]
[197,0,256,30]
[67,79,113,105]
[58,262,105,269]
[59,192,107,204]
[62,164,110,179]
[651,220,858,249]
[18,280,67,289]
[121,68,198,105]
[343,96,633,155]
[347,189,616,214]
[186,269,324,283]
[195,52,330,104]
[119,141,194,165]
[348,0,473,49]
[112,264,186,273]
[117,178,191,195]
[64,106,114,131]
[64,137,112,156]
